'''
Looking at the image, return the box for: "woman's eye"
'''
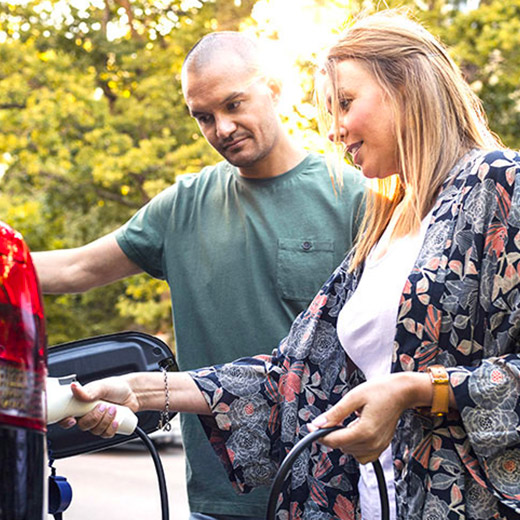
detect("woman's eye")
[339,98,351,111]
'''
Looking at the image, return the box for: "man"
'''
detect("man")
[33,32,365,520]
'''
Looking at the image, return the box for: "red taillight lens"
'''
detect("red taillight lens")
[0,222,47,431]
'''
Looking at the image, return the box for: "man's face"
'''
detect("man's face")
[182,54,281,174]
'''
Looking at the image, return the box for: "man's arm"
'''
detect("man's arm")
[32,233,143,294]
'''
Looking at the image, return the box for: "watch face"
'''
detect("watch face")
[428,365,449,384]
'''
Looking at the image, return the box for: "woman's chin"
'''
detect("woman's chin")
[361,167,399,180]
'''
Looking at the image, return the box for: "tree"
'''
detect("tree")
[436,0,520,149]
[0,0,255,345]
[2,0,519,346]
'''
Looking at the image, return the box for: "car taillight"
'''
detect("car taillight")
[0,221,47,431]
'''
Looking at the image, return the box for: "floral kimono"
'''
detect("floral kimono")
[190,148,520,520]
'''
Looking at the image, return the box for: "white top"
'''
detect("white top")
[337,207,432,520]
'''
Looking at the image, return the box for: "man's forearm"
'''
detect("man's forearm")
[32,233,142,294]
[32,249,86,293]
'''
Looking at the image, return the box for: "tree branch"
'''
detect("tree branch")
[36,170,144,209]
[0,103,26,109]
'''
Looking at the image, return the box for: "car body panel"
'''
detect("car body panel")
[0,427,46,519]
[0,221,47,520]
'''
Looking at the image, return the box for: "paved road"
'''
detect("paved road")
[50,445,190,520]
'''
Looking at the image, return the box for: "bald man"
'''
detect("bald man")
[33,33,365,519]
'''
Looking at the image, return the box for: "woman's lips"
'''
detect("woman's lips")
[346,141,363,164]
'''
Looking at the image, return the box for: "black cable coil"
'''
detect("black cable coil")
[266,426,389,520]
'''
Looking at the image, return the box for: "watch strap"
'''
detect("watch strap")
[427,364,449,416]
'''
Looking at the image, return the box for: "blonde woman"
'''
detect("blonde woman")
[70,9,520,519]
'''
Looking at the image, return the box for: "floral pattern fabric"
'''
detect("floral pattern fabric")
[190,149,520,519]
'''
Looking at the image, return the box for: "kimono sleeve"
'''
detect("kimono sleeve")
[447,151,520,511]
[188,352,287,494]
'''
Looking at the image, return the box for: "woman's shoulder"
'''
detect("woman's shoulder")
[472,148,520,173]
[478,148,520,168]
[452,148,520,190]
[473,149,520,193]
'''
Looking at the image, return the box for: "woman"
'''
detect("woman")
[71,9,520,519]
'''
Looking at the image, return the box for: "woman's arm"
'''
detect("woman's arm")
[308,371,456,465]
[67,371,210,437]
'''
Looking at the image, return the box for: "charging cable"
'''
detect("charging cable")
[266,426,389,520]
[47,426,169,520]
[134,426,170,520]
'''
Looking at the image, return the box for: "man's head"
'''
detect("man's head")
[182,32,284,177]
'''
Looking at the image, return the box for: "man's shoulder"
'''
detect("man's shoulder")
[300,152,328,173]
[139,163,229,213]
[174,161,233,190]
[303,153,363,184]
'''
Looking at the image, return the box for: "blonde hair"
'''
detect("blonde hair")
[317,9,503,269]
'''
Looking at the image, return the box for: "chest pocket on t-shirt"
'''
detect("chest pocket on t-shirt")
[277,238,335,302]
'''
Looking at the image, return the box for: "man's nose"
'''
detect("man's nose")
[215,116,237,139]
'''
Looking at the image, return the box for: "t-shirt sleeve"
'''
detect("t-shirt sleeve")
[341,165,367,242]
[115,184,178,280]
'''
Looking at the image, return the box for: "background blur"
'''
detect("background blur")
[1,0,519,348]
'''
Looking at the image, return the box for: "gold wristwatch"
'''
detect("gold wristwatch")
[427,364,449,416]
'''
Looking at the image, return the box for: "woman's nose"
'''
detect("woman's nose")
[328,123,346,143]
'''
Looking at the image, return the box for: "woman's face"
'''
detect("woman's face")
[324,59,400,179]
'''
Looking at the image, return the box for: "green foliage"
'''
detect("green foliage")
[2,0,520,348]
[435,0,520,148]
[0,0,253,347]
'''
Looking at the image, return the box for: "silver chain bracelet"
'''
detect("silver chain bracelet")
[158,366,172,431]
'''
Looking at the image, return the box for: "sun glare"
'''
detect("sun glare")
[1,0,355,148]
[243,0,354,149]
[250,0,352,56]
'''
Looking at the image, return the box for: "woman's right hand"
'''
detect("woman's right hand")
[64,375,139,438]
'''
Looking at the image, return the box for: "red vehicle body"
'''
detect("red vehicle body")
[0,221,47,520]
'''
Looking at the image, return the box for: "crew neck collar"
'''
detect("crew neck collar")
[230,153,313,184]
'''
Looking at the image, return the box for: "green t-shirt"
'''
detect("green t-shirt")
[115,153,365,516]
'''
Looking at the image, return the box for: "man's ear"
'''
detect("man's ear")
[265,77,282,104]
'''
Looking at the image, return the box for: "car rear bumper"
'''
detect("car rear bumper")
[0,425,46,520]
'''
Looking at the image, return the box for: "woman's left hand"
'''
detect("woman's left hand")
[308,372,430,465]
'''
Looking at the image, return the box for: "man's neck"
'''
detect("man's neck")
[238,138,307,180]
